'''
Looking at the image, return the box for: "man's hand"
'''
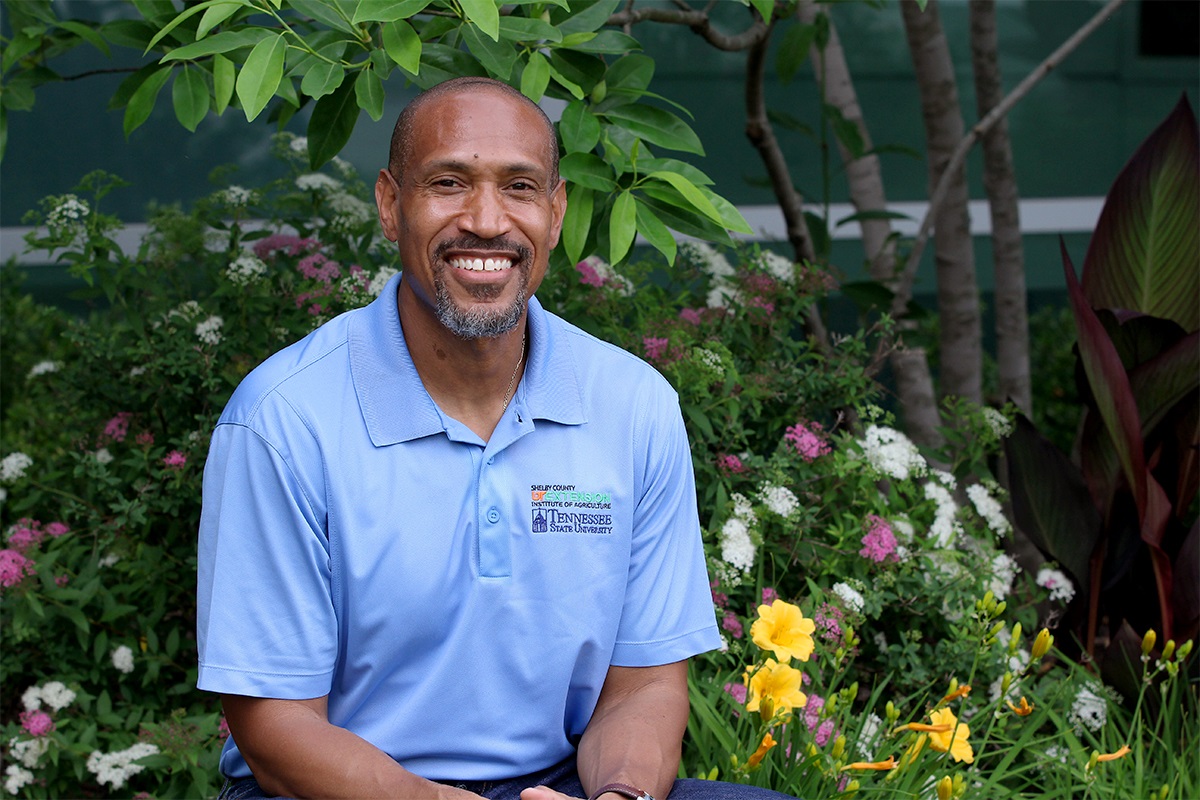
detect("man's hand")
[519,787,580,800]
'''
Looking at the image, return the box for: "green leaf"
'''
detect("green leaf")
[382,19,422,75]
[638,158,712,186]
[123,65,172,137]
[638,190,733,247]
[198,1,247,39]
[290,0,358,35]
[1082,94,1200,332]
[603,104,704,155]
[498,16,562,43]
[559,152,616,191]
[352,0,431,23]
[608,191,637,264]
[777,22,817,83]
[749,0,774,23]
[354,67,385,121]
[459,0,500,42]
[563,183,594,265]
[567,30,639,54]
[172,65,210,131]
[634,197,676,266]
[824,102,865,160]
[235,33,286,121]
[101,19,159,50]
[559,100,601,153]
[211,53,235,114]
[461,22,517,80]
[546,61,584,100]
[2,32,41,74]
[134,0,179,25]
[645,171,725,226]
[604,53,653,95]
[300,60,345,99]
[160,28,272,62]
[520,51,551,102]
[307,75,359,168]
[58,19,112,57]
[147,0,230,52]
[415,42,486,88]
[553,0,620,36]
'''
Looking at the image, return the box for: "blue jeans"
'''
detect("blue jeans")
[218,755,798,799]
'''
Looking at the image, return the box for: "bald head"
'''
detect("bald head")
[388,77,559,187]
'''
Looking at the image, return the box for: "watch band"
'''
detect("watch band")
[587,783,656,800]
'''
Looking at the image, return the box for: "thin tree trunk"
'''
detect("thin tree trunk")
[901,0,983,404]
[800,0,943,447]
[970,0,1032,414]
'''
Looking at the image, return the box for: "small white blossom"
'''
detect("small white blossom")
[168,300,203,321]
[924,481,962,548]
[989,552,1021,601]
[27,360,60,377]
[856,713,883,759]
[4,764,34,795]
[296,172,342,193]
[39,681,76,711]
[983,407,1014,438]
[757,250,795,283]
[326,192,373,231]
[1068,684,1107,732]
[0,453,33,483]
[730,493,757,525]
[681,241,735,280]
[129,366,147,378]
[719,517,756,573]
[111,645,135,674]
[99,553,120,568]
[204,229,232,253]
[8,737,49,769]
[195,315,224,346]
[968,483,1012,537]
[331,156,358,180]
[289,136,309,154]
[94,448,114,465]
[932,469,957,490]
[368,266,399,297]
[47,194,90,238]
[1037,565,1075,603]
[20,686,42,712]
[226,254,268,286]
[857,425,927,481]
[758,483,799,517]
[219,185,252,206]
[86,742,160,789]
[693,348,725,380]
[832,581,865,614]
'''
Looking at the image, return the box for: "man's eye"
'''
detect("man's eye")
[509,181,535,192]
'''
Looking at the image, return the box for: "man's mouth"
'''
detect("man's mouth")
[448,256,514,272]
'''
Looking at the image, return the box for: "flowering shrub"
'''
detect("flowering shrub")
[2,141,1195,798]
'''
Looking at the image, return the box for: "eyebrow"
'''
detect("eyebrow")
[419,158,548,179]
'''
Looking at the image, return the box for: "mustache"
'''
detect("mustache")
[434,235,531,264]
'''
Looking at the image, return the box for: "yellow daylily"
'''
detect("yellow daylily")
[840,756,896,771]
[745,658,808,715]
[926,708,974,764]
[750,599,816,663]
[746,733,777,769]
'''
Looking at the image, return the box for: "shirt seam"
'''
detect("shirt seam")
[614,623,715,648]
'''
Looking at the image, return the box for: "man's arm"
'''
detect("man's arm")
[221,694,480,800]
[526,661,690,800]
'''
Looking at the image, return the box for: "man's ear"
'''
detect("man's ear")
[375,169,401,242]
[548,179,567,249]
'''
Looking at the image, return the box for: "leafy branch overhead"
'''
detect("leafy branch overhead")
[0,0,755,268]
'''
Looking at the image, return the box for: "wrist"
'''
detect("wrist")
[587,783,656,800]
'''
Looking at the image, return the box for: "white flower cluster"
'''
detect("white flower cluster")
[680,241,738,309]
[326,192,374,232]
[692,347,725,381]
[5,764,34,795]
[1068,684,1107,732]
[204,229,232,254]
[967,483,1011,537]
[94,448,114,465]
[195,315,224,346]
[1036,565,1075,603]
[988,552,1020,601]
[99,552,121,568]
[22,680,76,711]
[368,266,399,297]
[755,249,795,283]
[855,713,883,759]
[296,172,342,193]
[924,480,962,548]
[982,407,1014,438]
[226,254,268,286]
[857,425,926,481]
[85,742,160,789]
[719,493,758,574]
[7,737,50,769]
[219,185,252,206]
[331,156,358,180]
[47,194,90,236]
[582,256,634,296]
[758,483,799,517]
[0,452,32,483]
[27,360,61,377]
[166,300,203,322]
[111,645,135,674]
[832,581,865,613]
[289,136,309,155]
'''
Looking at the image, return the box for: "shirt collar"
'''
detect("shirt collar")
[350,272,585,447]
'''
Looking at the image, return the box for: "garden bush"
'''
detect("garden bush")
[1,141,1195,798]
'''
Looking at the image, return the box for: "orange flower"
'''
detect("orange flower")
[1006,696,1034,716]
[1096,745,1131,762]
[745,659,808,715]
[940,684,971,703]
[747,733,778,768]
[751,600,816,662]
[926,708,974,764]
[840,756,896,771]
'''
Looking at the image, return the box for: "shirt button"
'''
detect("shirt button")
[486,508,500,523]
[487,457,495,466]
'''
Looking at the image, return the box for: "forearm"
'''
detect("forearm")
[576,662,690,800]
[222,695,476,800]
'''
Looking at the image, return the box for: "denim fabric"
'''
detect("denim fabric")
[217,757,799,800]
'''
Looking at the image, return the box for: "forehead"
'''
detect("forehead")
[408,89,552,174]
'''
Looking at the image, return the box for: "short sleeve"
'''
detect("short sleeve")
[196,420,338,698]
[610,385,722,666]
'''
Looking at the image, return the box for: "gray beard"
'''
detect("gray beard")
[434,275,526,339]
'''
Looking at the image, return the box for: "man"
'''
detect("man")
[197,77,793,800]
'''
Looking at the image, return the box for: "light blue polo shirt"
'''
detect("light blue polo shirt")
[196,273,721,781]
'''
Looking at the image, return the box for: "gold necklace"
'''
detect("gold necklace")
[500,333,526,412]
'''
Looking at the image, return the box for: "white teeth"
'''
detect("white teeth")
[450,257,513,272]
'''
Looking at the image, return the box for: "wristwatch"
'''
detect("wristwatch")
[587,783,656,800]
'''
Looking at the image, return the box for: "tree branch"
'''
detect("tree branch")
[607,6,769,51]
[891,0,1130,318]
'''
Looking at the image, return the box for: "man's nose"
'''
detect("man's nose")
[459,184,512,239]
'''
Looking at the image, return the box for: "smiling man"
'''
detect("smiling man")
[197,77,796,800]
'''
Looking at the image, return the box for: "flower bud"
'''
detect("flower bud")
[1159,784,1170,799]
[1001,671,1013,695]
[995,600,1007,616]
[1009,622,1023,655]
[982,590,995,612]
[947,677,959,696]
[845,779,860,793]
[1163,640,1176,661]
[988,621,1006,640]
[826,694,838,714]
[1177,639,1193,660]
[886,701,898,722]
[1141,629,1157,657]
[936,775,953,800]
[1087,750,1099,772]
[1032,628,1054,660]
[832,735,846,758]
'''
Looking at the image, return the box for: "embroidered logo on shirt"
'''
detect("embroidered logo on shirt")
[530,484,613,535]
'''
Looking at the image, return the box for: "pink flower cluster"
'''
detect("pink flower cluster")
[722,611,744,639]
[0,549,37,588]
[785,420,831,462]
[162,451,188,470]
[710,579,729,610]
[724,682,748,705]
[812,602,844,642]
[20,709,54,737]
[103,411,133,443]
[678,308,704,326]
[253,234,321,260]
[576,261,606,287]
[716,453,745,475]
[298,252,341,284]
[761,587,778,605]
[7,519,69,552]
[803,695,836,746]
[859,515,899,563]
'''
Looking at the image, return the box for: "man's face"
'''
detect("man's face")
[376,88,565,339]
